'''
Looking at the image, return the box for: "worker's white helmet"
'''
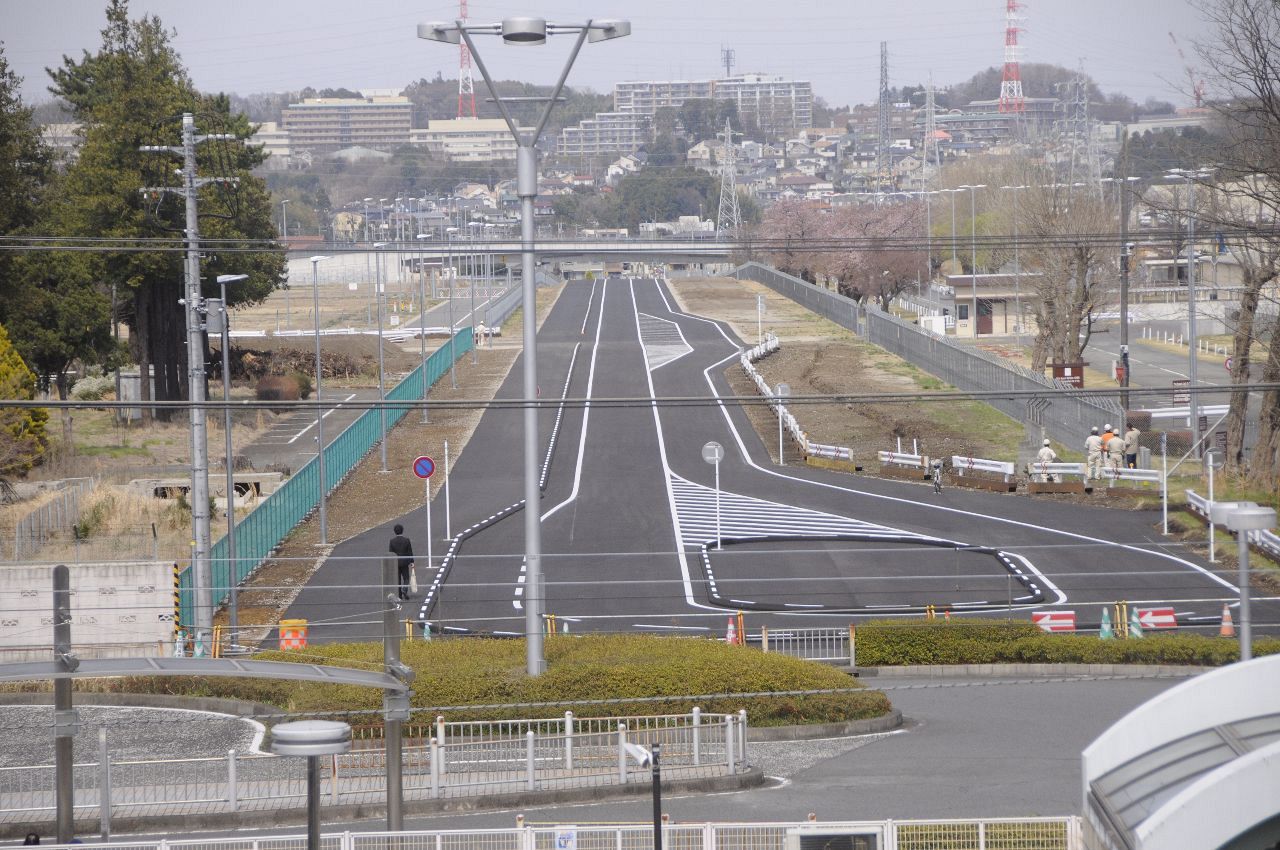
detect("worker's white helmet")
[1043,439,1051,446]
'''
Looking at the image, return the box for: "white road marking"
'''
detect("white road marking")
[637,312,693,370]
[287,393,358,444]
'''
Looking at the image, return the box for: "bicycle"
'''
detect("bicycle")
[931,460,944,494]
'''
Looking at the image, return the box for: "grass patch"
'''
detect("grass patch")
[856,619,1280,666]
[32,635,892,727]
[73,444,151,458]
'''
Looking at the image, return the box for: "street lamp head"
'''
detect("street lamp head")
[587,19,631,42]
[417,21,461,43]
[309,255,331,264]
[416,233,431,239]
[1227,504,1277,533]
[502,17,547,44]
[216,274,249,285]
[374,242,388,248]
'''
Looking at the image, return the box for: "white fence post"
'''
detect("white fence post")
[564,710,574,770]
[227,749,237,812]
[430,737,441,798]
[726,715,736,773]
[617,722,628,783]
[330,754,340,805]
[436,715,446,775]
[525,730,536,791]
[692,708,701,766]
[738,710,748,764]
[98,730,111,840]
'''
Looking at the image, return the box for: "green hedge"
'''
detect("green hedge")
[109,634,889,727]
[856,619,1280,666]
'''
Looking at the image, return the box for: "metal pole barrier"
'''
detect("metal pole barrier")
[738,709,748,764]
[444,440,452,540]
[99,728,111,841]
[565,710,574,770]
[692,707,700,766]
[227,749,238,812]
[382,555,408,831]
[618,722,628,783]
[725,715,736,774]
[526,730,536,790]
[307,755,321,850]
[651,743,663,850]
[1239,531,1253,661]
[430,737,441,798]
[53,563,78,844]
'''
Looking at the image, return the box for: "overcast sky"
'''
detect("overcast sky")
[5,0,1207,110]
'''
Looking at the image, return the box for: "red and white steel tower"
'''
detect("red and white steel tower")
[457,0,477,118]
[999,0,1025,114]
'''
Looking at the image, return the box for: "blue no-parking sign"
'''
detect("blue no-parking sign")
[413,456,436,479]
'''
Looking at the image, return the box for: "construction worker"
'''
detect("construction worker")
[1124,422,1141,469]
[1102,422,1116,445]
[1106,429,1126,475]
[1035,439,1059,482]
[1085,426,1104,480]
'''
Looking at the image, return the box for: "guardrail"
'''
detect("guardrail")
[1027,462,1088,482]
[0,710,745,824]
[950,456,1016,482]
[12,818,1083,850]
[1185,489,1280,561]
[740,335,808,454]
[807,443,854,462]
[1098,467,1163,485]
[877,450,927,470]
[193,329,475,627]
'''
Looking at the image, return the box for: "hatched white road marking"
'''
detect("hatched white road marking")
[637,312,693,371]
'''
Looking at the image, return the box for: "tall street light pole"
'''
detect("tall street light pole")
[214,273,248,642]
[281,199,290,240]
[959,184,985,338]
[1000,185,1026,345]
[418,14,631,677]
[310,256,332,544]
[415,233,432,424]
[1168,168,1212,450]
[374,242,390,472]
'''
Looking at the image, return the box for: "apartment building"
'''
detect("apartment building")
[411,118,526,162]
[282,96,412,153]
[556,112,653,158]
[612,74,813,137]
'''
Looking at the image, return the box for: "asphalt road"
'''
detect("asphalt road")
[279,278,1273,644]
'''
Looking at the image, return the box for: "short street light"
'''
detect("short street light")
[309,256,332,544]
[417,13,630,677]
[1210,500,1277,661]
[374,242,389,472]
[213,273,248,644]
[271,721,351,850]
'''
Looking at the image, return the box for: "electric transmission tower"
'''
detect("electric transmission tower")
[457,0,476,117]
[717,119,742,234]
[998,0,1026,115]
[923,72,939,184]
[1058,62,1096,185]
[876,42,891,182]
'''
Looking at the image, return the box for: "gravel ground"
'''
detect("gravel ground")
[0,706,264,768]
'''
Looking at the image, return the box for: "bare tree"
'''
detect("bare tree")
[760,200,825,283]
[1194,0,1280,488]
[1015,170,1117,372]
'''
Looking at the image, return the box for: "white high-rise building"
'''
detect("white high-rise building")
[612,74,813,137]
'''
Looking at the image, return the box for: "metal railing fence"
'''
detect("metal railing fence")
[0,712,745,823]
[729,263,1123,449]
[188,329,474,626]
[18,818,1083,850]
[756,627,854,665]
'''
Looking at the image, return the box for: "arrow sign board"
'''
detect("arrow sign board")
[1032,611,1077,632]
[413,456,436,479]
[1136,607,1177,630]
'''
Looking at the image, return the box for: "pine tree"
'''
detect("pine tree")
[0,324,49,479]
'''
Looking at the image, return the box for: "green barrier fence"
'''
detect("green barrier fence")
[182,328,475,628]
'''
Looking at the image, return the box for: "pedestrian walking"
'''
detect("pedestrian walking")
[1124,422,1141,469]
[1035,439,1059,482]
[1106,430,1126,475]
[1085,427,1104,480]
[388,523,415,600]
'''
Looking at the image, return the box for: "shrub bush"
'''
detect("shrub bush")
[71,374,115,400]
[855,619,1280,666]
[255,374,301,402]
[291,371,313,400]
[111,634,892,727]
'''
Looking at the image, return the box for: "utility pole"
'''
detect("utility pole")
[876,42,890,182]
[1119,138,1132,410]
[53,564,80,845]
[141,114,236,657]
[381,556,413,831]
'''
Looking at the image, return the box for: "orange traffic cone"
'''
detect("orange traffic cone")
[943,609,951,623]
[1220,603,1236,637]
[726,616,737,645]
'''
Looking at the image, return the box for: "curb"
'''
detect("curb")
[2,768,766,840]
[0,691,282,717]
[747,709,901,741]
[853,663,1209,678]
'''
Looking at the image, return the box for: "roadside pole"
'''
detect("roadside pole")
[382,555,412,831]
[53,564,79,844]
